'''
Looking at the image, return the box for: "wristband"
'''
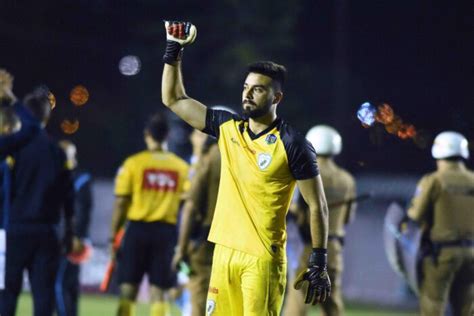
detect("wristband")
[163,41,183,65]
[309,248,327,267]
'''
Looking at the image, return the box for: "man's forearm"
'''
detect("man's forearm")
[162,62,187,107]
[309,202,328,248]
[176,199,196,254]
[110,197,129,237]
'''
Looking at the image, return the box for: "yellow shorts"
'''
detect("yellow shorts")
[206,244,286,316]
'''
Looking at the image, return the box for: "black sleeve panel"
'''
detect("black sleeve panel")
[280,121,319,180]
[202,108,236,139]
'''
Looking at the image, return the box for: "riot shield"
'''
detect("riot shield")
[383,202,423,295]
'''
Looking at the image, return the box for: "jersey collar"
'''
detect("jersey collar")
[244,118,281,140]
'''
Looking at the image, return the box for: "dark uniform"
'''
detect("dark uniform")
[407,161,474,316]
[185,143,220,316]
[0,103,74,316]
[55,170,92,316]
[284,158,356,316]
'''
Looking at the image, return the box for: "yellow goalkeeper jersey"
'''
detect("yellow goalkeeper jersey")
[114,150,189,224]
[203,109,319,262]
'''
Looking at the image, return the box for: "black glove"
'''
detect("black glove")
[162,20,197,64]
[294,248,331,305]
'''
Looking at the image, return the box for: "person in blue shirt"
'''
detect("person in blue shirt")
[0,80,76,316]
[55,140,93,316]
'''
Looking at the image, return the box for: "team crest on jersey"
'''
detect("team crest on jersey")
[206,299,216,315]
[257,153,272,170]
[265,134,277,145]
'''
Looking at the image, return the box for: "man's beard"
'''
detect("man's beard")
[242,102,272,119]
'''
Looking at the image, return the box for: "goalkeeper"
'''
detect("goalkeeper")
[161,21,331,315]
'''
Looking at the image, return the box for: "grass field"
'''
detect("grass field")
[17,292,418,316]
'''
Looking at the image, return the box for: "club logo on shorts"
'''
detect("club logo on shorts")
[257,153,272,170]
[206,299,216,315]
[265,134,277,145]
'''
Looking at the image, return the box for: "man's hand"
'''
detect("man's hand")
[171,247,189,272]
[108,228,125,261]
[294,249,331,305]
[108,241,117,261]
[162,21,197,64]
[71,236,85,253]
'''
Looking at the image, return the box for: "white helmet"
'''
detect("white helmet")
[212,105,236,114]
[306,125,342,156]
[431,131,469,160]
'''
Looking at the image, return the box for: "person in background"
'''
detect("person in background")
[56,140,93,316]
[110,113,189,316]
[407,131,474,316]
[284,125,356,316]
[0,85,76,316]
[172,106,234,316]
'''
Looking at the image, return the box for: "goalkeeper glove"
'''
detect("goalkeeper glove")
[294,248,331,305]
[163,20,197,65]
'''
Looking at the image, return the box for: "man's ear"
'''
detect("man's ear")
[273,91,283,105]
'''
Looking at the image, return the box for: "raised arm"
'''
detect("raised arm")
[161,21,207,130]
[0,69,40,155]
[162,62,207,130]
[0,103,40,156]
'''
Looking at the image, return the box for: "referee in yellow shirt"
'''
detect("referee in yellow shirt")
[161,22,331,315]
[110,113,189,316]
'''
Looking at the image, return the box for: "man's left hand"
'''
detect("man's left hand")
[294,249,331,304]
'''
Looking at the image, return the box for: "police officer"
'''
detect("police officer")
[172,133,219,316]
[172,106,236,316]
[55,140,93,316]
[0,86,76,316]
[407,131,474,316]
[284,125,356,316]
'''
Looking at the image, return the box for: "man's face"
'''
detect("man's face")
[242,73,280,119]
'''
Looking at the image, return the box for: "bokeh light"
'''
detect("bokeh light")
[376,103,395,125]
[357,102,376,127]
[70,85,89,106]
[61,119,80,134]
[119,55,141,76]
[358,102,417,141]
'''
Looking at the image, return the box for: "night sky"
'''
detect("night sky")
[1,0,472,177]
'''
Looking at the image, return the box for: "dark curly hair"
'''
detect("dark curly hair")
[144,112,169,142]
[246,61,287,91]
